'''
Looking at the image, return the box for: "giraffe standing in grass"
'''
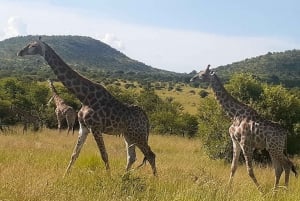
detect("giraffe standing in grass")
[48,79,76,135]
[190,65,297,190]
[17,38,157,176]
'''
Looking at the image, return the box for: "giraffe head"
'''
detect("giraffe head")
[17,37,46,57]
[190,64,213,83]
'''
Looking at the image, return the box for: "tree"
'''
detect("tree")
[226,73,263,104]
[197,95,232,160]
[137,88,162,114]
[178,113,198,138]
[257,84,300,154]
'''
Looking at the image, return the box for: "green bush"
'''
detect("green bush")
[197,95,232,160]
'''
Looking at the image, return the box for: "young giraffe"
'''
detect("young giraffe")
[17,38,157,176]
[190,65,297,190]
[48,79,76,135]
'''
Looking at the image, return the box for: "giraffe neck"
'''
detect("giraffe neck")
[42,42,111,105]
[48,83,66,106]
[52,94,66,106]
[210,73,258,119]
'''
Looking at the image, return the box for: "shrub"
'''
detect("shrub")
[197,96,232,160]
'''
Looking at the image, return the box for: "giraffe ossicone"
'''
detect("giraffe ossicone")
[17,38,157,176]
[191,64,297,190]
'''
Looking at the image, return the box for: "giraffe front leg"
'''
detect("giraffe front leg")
[56,112,64,134]
[241,147,261,190]
[92,130,110,171]
[64,123,89,177]
[229,138,241,185]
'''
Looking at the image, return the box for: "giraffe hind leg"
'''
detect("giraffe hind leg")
[269,150,293,189]
[136,143,157,176]
[271,156,283,189]
[282,155,297,187]
[66,110,76,135]
[241,147,261,190]
[269,148,297,189]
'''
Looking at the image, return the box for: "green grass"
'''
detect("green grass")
[0,128,299,201]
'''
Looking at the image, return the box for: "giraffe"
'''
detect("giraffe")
[47,79,77,135]
[190,65,297,190]
[17,38,157,176]
[11,106,41,134]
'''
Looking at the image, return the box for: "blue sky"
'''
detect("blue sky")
[0,0,299,73]
[51,0,300,38]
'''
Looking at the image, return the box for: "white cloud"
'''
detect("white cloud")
[4,16,27,38]
[99,33,125,51]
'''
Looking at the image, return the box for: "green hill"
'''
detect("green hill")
[0,35,299,87]
[215,50,300,87]
[0,35,189,82]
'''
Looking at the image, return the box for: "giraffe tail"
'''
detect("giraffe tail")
[128,143,147,168]
[292,164,298,178]
[136,157,147,169]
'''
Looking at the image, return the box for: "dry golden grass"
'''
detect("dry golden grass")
[0,128,299,201]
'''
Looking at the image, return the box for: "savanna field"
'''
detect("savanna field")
[1,127,300,201]
[0,35,299,201]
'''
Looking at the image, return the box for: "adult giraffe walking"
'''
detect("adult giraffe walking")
[17,38,157,176]
[190,65,297,190]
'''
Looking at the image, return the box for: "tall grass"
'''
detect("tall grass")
[0,128,299,201]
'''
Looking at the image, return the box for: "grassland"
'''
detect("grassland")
[154,84,202,115]
[0,128,299,201]
[118,81,203,115]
